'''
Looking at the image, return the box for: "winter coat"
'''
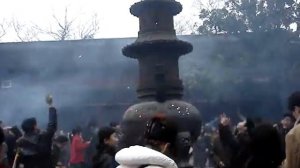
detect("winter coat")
[0,143,8,168]
[193,135,216,168]
[115,145,178,168]
[17,107,57,168]
[284,124,300,168]
[5,131,20,166]
[212,124,241,168]
[52,144,69,167]
[245,124,284,168]
[70,135,89,164]
[92,146,117,168]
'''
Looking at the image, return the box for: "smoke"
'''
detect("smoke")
[179,34,300,122]
[0,38,138,130]
[0,34,299,129]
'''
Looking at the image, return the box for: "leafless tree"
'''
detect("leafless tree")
[44,8,100,40]
[0,19,10,40]
[175,17,199,35]
[77,14,100,39]
[194,0,225,10]
[175,20,187,35]
[12,19,40,42]
[45,8,75,41]
[9,7,100,42]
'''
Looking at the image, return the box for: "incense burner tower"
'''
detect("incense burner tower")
[121,0,201,165]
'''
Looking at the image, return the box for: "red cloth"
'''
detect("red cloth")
[69,135,89,164]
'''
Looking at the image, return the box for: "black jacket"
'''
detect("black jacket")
[17,107,57,168]
[92,146,117,168]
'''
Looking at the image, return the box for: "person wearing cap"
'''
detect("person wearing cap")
[16,95,57,168]
[115,115,178,168]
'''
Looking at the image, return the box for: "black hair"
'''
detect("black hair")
[248,123,284,167]
[95,127,116,155]
[288,91,300,111]
[93,127,116,168]
[97,127,115,147]
[109,122,119,128]
[10,126,22,138]
[144,115,178,159]
[72,126,82,135]
[54,135,69,143]
[21,118,37,133]
[283,113,296,122]
[245,118,255,137]
[145,115,178,144]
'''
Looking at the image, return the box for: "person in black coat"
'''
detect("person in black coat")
[52,135,69,168]
[0,126,9,168]
[246,123,284,168]
[4,126,22,166]
[92,127,118,168]
[17,95,57,168]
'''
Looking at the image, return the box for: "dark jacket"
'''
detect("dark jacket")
[5,126,22,166]
[17,107,57,168]
[92,146,117,168]
[214,124,253,168]
[246,124,284,168]
[212,124,240,168]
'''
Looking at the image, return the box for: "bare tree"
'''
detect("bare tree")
[44,8,100,40]
[7,7,100,42]
[46,8,74,41]
[0,19,10,40]
[12,19,40,42]
[175,17,199,35]
[175,19,187,35]
[77,14,100,39]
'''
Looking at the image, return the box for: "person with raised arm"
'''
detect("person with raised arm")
[16,94,57,168]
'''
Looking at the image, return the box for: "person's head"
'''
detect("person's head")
[21,117,37,134]
[144,115,178,157]
[249,123,283,166]
[97,127,118,151]
[72,126,82,136]
[288,91,300,119]
[237,121,247,134]
[281,113,295,129]
[10,126,22,139]
[54,135,69,148]
[236,118,255,136]
[0,127,4,144]
[109,122,120,129]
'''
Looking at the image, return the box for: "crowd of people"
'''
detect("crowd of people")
[193,91,300,168]
[0,91,300,168]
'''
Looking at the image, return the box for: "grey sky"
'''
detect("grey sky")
[0,0,202,41]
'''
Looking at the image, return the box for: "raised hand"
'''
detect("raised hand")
[46,94,53,106]
[220,113,231,126]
